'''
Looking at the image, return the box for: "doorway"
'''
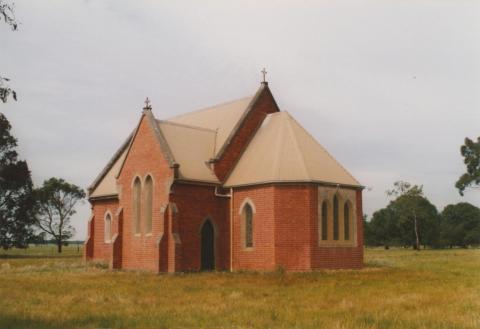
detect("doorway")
[200,220,215,271]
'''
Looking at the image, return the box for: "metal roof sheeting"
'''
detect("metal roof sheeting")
[157,121,219,183]
[224,112,361,188]
[166,97,253,157]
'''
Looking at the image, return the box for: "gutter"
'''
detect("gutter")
[214,186,231,198]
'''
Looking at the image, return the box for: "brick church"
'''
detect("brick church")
[84,80,364,272]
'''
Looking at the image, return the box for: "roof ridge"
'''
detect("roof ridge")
[266,111,283,118]
[158,120,217,133]
[167,96,253,121]
[272,114,286,180]
[285,113,310,179]
[286,113,361,186]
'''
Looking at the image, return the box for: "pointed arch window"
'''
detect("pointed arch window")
[333,195,339,240]
[104,213,112,243]
[144,176,153,234]
[321,201,328,240]
[243,203,254,248]
[133,177,141,234]
[344,202,350,240]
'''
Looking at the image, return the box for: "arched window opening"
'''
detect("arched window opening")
[321,201,328,240]
[104,213,112,243]
[144,176,153,234]
[333,195,339,240]
[133,177,141,234]
[344,202,350,240]
[243,203,254,248]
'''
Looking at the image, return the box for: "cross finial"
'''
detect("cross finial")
[143,97,152,111]
[261,67,268,84]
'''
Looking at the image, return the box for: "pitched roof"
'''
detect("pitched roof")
[89,147,128,198]
[166,96,254,158]
[157,120,219,183]
[224,112,361,188]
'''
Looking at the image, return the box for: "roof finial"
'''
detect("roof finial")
[143,97,152,111]
[261,67,268,85]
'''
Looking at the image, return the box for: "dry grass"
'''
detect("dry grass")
[0,246,479,329]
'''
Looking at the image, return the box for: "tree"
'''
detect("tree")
[367,208,400,248]
[441,203,480,248]
[456,137,480,196]
[0,0,18,103]
[0,113,34,249]
[367,181,440,250]
[387,181,440,249]
[389,191,440,249]
[34,178,85,253]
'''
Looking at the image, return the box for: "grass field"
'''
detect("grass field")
[0,246,479,329]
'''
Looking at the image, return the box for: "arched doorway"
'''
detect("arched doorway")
[200,220,215,271]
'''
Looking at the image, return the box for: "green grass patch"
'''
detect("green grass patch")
[0,246,479,328]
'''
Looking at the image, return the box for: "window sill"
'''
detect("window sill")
[243,247,255,251]
[318,242,356,248]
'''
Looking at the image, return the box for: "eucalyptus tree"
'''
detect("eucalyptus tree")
[34,178,85,253]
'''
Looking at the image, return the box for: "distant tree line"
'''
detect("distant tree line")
[365,181,480,249]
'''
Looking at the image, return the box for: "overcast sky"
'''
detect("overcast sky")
[1,0,479,239]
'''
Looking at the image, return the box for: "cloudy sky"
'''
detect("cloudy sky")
[1,1,479,239]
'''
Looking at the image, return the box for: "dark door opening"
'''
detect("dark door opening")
[201,220,215,271]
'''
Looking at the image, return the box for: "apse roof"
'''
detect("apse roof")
[224,112,361,188]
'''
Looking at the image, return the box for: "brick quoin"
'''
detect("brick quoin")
[86,86,364,273]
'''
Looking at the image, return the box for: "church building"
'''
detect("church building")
[84,80,364,272]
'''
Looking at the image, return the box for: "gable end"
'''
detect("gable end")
[213,83,280,162]
[116,110,179,180]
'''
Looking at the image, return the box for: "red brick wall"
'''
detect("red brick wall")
[232,185,276,271]
[116,113,175,271]
[90,198,119,262]
[171,183,229,271]
[274,185,316,271]
[232,184,364,272]
[311,189,364,269]
[214,87,278,182]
